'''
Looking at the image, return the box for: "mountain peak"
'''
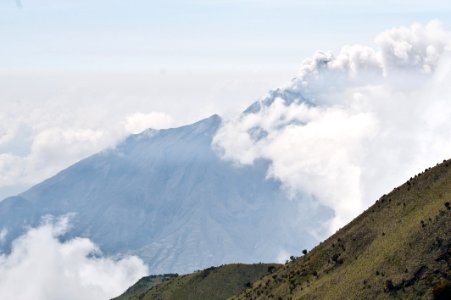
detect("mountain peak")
[0,112,330,274]
[243,87,312,115]
[122,114,222,147]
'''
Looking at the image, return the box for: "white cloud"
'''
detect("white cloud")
[214,21,451,233]
[125,112,174,134]
[0,216,148,300]
[0,127,118,197]
[376,21,450,73]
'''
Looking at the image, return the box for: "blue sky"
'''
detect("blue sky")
[2,0,451,70]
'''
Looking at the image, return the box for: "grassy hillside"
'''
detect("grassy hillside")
[117,158,451,300]
[113,274,179,300]
[231,159,451,300]
[114,263,280,300]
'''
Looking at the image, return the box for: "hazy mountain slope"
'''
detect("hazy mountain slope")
[231,159,451,300]
[114,263,280,300]
[0,115,332,274]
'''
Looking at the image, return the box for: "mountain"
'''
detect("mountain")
[233,158,451,299]
[0,114,332,274]
[118,158,451,299]
[113,263,280,300]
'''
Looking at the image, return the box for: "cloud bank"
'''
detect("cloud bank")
[0,217,148,300]
[214,21,451,232]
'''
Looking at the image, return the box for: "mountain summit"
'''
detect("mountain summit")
[0,115,331,274]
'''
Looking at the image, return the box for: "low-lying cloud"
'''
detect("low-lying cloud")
[214,21,451,233]
[0,217,148,300]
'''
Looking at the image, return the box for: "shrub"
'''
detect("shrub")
[267,266,277,273]
[432,281,451,300]
[385,280,395,293]
[331,253,340,262]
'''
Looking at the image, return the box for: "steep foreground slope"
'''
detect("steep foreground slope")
[0,115,331,274]
[231,159,451,300]
[119,158,451,299]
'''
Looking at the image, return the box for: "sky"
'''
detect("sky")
[2,0,451,70]
[2,1,451,299]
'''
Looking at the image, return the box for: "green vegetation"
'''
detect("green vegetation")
[232,159,451,300]
[113,274,179,300]
[114,263,280,300]
[117,159,451,300]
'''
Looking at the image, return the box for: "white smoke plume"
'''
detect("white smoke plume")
[0,217,148,300]
[214,21,451,233]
